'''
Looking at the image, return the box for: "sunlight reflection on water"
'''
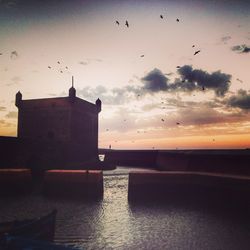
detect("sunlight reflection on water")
[0,168,249,249]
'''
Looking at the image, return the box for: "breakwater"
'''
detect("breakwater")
[101,149,250,175]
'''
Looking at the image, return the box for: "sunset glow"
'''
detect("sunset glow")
[0,0,250,149]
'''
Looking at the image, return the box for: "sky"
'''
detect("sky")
[0,0,250,149]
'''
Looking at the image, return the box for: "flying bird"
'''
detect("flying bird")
[176,122,180,125]
[176,18,180,22]
[192,45,195,48]
[0,53,2,55]
[115,20,119,25]
[48,66,51,69]
[161,119,165,122]
[10,51,18,59]
[236,78,243,83]
[57,61,60,64]
[160,15,163,19]
[125,20,129,28]
[65,66,68,69]
[140,55,144,57]
[106,129,109,131]
[194,50,201,55]
[60,70,63,73]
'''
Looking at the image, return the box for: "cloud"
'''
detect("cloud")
[0,0,18,8]
[221,36,232,44]
[79,58,103,66]
[0,119,13,127]
[6,76,22,86]
[141,68,168,92]
[79,61,89,65]
[75,65,232,106]
[140,66,231,97]
[231,44,250,53]
[0,106,6,111]
[227,89,250,110]
[5,111,18,119]
[176,65,231,96]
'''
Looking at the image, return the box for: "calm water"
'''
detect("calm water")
[0,167,250,250]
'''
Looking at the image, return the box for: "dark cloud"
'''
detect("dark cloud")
[177,65,231,96]
[227,89,250,110]
[140,66,231,96]
[0,0,18,8]
[141,68,168,92]
[0,106,6,111]
[75,65,232,106]
[231,44,250,53]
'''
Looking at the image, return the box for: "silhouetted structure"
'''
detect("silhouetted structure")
[13,78,104,170]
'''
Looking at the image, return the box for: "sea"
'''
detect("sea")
[0,167,249,250]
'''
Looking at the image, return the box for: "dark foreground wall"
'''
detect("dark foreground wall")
[0,169,103,198]
[128,171,250,204]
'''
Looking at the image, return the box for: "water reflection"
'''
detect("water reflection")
[0,169,250,249]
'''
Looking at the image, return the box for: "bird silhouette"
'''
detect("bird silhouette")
[140,55,144,57]
[176,122,180,125]
[0,53,2,55]
[192,45,195,48]
[194,50,201,55]
[48,66,51,69]
[236,78,243,83]
[176,18,180,22]
[161,119,164,122]
[106,129,109,131]
[10,51,18,59]
[60,70,63,73]
[57,61,60,64]
[125,20,129,28]
[65,66,68,69]
[160,15,163,19]
[116,20,119,25]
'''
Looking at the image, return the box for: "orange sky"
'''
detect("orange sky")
[0,0,250,149]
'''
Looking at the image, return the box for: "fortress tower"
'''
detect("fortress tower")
[15,79,102,168]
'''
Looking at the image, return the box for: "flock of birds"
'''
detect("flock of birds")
[0,13,241,148]
[104,14,220,146]
[115,16,201,57]
[47,61,69,74]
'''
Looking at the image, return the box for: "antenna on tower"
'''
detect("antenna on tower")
[72,76,74,88]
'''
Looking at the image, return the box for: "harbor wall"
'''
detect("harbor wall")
[0,169,103,198]
[101,149,250,175]
[128,170,250,203]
